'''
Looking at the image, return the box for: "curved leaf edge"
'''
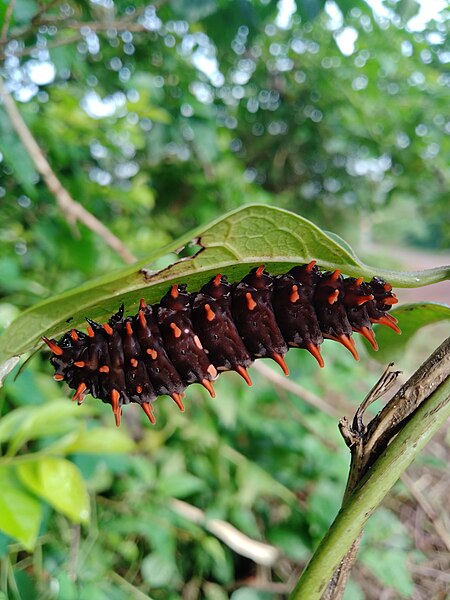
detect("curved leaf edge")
[1,205,449,369]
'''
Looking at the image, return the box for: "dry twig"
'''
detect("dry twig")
[170,498,280,567]
[0,79,136,264]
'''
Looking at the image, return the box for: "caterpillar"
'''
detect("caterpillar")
[43,262,400,427]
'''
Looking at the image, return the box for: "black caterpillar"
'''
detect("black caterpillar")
[44,262,400,427]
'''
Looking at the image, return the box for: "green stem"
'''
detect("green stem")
[289,375,450,600]
[357,264,450,288]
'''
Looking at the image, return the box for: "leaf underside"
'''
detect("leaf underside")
[0,205,449,374]
[368,302,450,362]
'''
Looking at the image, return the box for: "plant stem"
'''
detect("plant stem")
[290,337,450,600]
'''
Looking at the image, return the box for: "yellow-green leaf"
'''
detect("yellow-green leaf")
[367,303,450,362]
[62,427,136,454]
[17,457,90,524]
[0,466,42,551]
[0,401,84,455]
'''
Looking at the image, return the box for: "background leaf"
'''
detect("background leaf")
[0,401,85,454]
[61,427,136,454]
[17,457,90,524]
[0,109,38,198]
[367,303,450,362]
[0,467,42,551]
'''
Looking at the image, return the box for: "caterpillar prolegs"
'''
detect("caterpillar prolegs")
[44,262,400,426]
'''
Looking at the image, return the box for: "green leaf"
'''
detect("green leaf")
[231,588,273,600]
[199,0,279,55]
[295,0,326,22]
[140,105,172,124]
[156,472,207,498]
[12,0,39,25]
[168,0,219,22]
[61,427,136,454]
[1,205,448,369]
[0,532,10,558]
[203,536,232,583]
[0,401,84,454]
[0,6,7,38]
[0,356,20,387]
[16,457,90,524]
[203,583,229,600]
[0,405,25,444]
[141,553,179,588]
[0,466,42,551]
[368,303,450,362]
[0,108,38,198]
[396,0,420,22]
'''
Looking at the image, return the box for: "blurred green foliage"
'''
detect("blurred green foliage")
[0,0,449,598]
